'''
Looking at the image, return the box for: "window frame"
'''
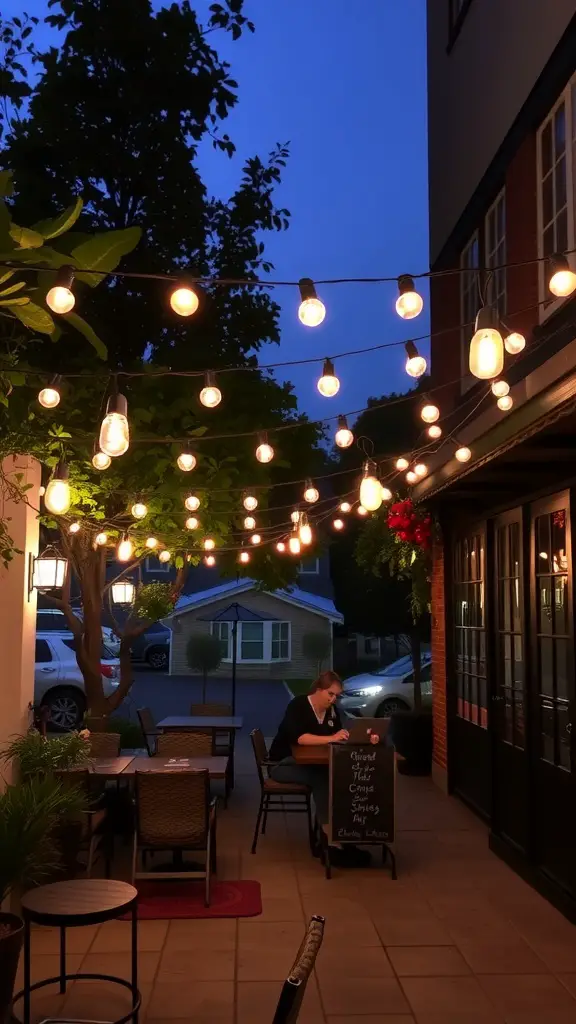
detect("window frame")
[298,558,320,575]
[484,188,507,318]
[144,556,170,573]
[210,619,292,663]
[460,231,480,392]
[453,528,488,730]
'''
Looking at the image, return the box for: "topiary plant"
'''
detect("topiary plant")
[186,632,222,703]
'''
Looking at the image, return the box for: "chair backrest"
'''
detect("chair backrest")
[250,728,269,787]
[88,732,121,757]
[134,769,209,848]
[273,916,325,1023]
[137,706,157,734]
[157,731,213,758]
[189,702,232,716]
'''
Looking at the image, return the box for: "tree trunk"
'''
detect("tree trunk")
[411,626,422,711]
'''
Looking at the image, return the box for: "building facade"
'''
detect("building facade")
[423,1,576,919]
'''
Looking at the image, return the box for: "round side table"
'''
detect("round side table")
[12,878,140,1024]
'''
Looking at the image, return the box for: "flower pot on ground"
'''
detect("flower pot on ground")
[389,708,433,776]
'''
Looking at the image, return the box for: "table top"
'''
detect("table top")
[158,715,243,730]
[127,755,228,778]
[90,755,135,775]
[21,878,137,926]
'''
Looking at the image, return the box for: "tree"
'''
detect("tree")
[302,631,332,678]
[186,633,222,703]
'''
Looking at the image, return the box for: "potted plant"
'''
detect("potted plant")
[1,730,92,778]
[186,633,222,703]
[0,776,87,1022]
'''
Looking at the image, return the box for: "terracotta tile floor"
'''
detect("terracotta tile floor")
[15,752,576,1023]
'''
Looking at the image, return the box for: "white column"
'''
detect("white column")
[0,455,41,784]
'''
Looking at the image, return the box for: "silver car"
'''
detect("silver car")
[339,653,433,718]
[36,608,121,657]
[35,633,120,730]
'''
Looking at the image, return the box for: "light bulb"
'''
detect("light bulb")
[203,537,215,551]
[299,521,313,546]
[357,505,368,516]
[406,471,418,484]
[404,340,427,377]
[251,533,261,545]
[205,554,216,567]
[244,515,256,530]
[421,404,440,424]
[455,446,472,463]
[497,395,513,411]
[548,254,576,297]
[199,372,221,408]
[428,424,442,439]
[304,480,319,503]
[131,502,148,520]
[99,393,130,457]
[243,493,258,511]
[491,379,510,398]
[177,451,196,472]
[333,518,345,530]
[289,534,301,555]
[290,510,301,525]
[469,306,504,379]
[69,522,81,534]
[298,278,325,327]
[317,357,340,397]
[185,516,199,530]
[255,434,274,463]
[46,266,75,314]
[360,461,382,511]
[504,331,526,355]
[92,450,111,471]
[381,486,392,501]
[159,550,171,563]
[276,541,286,553]
[118,537,134,562]
[170,283,199,316]
[239,550,250,564]
[185,495,200,511]
[38,382,61,409]
[95,532,108,546]
[396,275,424,320]
[414,463,428,478]
[396,457,409,471]
[145,537,158,549]
[335,414,354,448]
[44,462,71,515]
[339,501,351,513]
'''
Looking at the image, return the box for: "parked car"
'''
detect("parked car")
[129,625,170,670]
[35,633,120,730]
[339,653,433,718]
[36,608,121,656]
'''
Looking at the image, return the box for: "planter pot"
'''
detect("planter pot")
[0,912,23,1024]
[389,709,433,776]
[84,715,110,732]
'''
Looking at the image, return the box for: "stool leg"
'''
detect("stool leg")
[23,916,31,1024]
[131,901,139,1023]
[59,925,67,993]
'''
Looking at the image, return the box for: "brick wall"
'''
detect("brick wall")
[431,532,447,772]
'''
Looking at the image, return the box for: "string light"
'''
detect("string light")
[491,379,510,398]
[38,376,61,409]
[333,518,345,530]
[299,513,313,546]
[381,485,392,501]
[420,403,440,424]
[396,457,409,471]
[170,280,199,316]
[92,450,111,471]
[317,358,340,397]
[117,536,134,562]
[131,502,148,520]
[205,554,216,567]
[46,265,75,314]
[289,531,301,555]
[145,537,158,549]
[243,515,256,530]
[44,461,71,515]
[360,460,382,511]
[290,510,301,525]
[469,306,504,379]
[243,493,258,511]
[199,371,222,409]
[203,538,215,551]
[239,550,250,564]
[298,278,326,327]
[406,470,418,484]
[404,340,427,377]
[548,254,576,297]
[95,532,108,546]
[185,495,200,511]
[276,541,286,553]
[414,463,428,478]
[396,275,424,320]
[334,414,354,448]
[68,521,81,534]
[504,331,526,354]
[99,393,130,457]
[159,550,171,563]
[427,424,442,439]
[357,505,368,516]
[455,446,472,463]
[304,479,319,503]
[185,516,199,530]
[339,501,351,513]
[251,533,262,545]
[177,450,196,472]
[497,395,514,411]
[255,432,274,463]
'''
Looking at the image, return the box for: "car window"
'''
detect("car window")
[35,639,52,663]
[36,612,64,631]
[61,638,113,660]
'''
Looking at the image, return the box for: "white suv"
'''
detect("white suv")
[36,608,121,657]
[35,633,120,730]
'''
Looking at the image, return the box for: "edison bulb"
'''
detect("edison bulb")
[360,470,382,512]
[405,353,427,377]
[469,327,504,379]
[200,384,222,408]
[406,471,418,484]
[205,554,216,567]
[38,386,61,409]
[251,534,261,545]
[335,425,354,448]
[340,501,351,513]
[276,541,286,553]
[317,370,340,398]
[497,395,513,411]
[504,331,526,355]
[159,550,171,563]
[239,550,250,564]
[549,267,576,298]
[421,404,440,423]
[95,532,108,546]
[304,483,319,503]
[396,276,424,320]
[299,522,313,546]
[170,285,199,316]
[203,537,215,551]
[99,415,129,457]
[185,495,200,511]
[256,441,274,463]
[357,505,368,516]
[491,379,510,398]
[69,522,81,534]
[289,534,301,555]
[131,502,147,520]
[396,457,409,471]
[333,518,344,530]
[145,537,158,550]
[298,297,326,327]
[428,424,442,439]
[381,486,392,501]
[92,451,111,471]
[118,537,134,562]
[185,516,199,530]
[414,463,428,478]
[177,452,196,472]
[455,446,472,463]
[243,494,258,511]
[44,477,71,515]
[290,510,301,525]
[244,516,256,530]
[46,285,75,314]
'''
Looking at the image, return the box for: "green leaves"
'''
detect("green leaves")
[32,197,83,240]
[9,223,44,248]
[12,301,56,335]
[63,311,107,359]
[72,227,142,287]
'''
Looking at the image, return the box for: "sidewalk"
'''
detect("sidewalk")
[18,751,576,1023]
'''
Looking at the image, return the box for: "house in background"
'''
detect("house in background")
[422,1,576,918]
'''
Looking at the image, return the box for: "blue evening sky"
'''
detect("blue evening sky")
[5,0,429,425]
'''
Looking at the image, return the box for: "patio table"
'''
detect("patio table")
[157,715,243,788]
[89,756,136,777]
[121,755,229,780]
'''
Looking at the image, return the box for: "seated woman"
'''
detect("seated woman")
[269,671,377,866]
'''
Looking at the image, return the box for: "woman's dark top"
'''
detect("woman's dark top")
[269,694,342,762]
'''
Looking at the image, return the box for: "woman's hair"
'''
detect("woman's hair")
[309,670,342,693]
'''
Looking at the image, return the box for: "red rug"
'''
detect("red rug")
[122,879,262,920]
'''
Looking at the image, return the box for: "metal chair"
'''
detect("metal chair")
[54,769,111,878]
[132,769,217,904]
[250,729,314,855]
[156,731,212,757]
[137,706,161,756]
[189,702,233,755]
[87,732,121,757]
[273,916,325,1023]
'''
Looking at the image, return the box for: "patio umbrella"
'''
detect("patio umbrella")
[199,602,274,712]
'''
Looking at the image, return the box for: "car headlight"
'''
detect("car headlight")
[345,685,384,697]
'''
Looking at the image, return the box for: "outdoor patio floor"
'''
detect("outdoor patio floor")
[16,747,576,1023]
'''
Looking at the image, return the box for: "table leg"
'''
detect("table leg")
[131,901,139,1023]
[59,926,67,993]
[23,916,31,1024]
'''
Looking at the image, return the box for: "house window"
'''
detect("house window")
[272,622,290,660]
[144,556,169,573]
[299,558,319,575]
[460,232,479,386]
[454,531,487,729]
[495,516,525,749]
[212,622,231,660]
[210,620,291,662]
[485,189,506,316]
[240,621,264,661]
[537,76,576,310]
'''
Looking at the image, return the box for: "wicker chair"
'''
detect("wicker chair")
[132,769,217,904]
[189,702,233,756]
[156,731,212,757]
[273,916,325,1023]
[87,732,121,758]
[250,729,314,855]
[137,706,161,756]
[54,769,111,878]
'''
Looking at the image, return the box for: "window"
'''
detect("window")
[460,232,479,386]
[485,190,506,316]
[36,610,66,631]
[241,621,264,661]
[62,638,114,662]
[495,517,525,749]
[299,558,319,575]
[537,75,576,310]
[35,639,52,663]
[272,622,290,660]
[454,531,487,729]
[144,556,169,573]
[210,620,291,662]
[212,622,231,660]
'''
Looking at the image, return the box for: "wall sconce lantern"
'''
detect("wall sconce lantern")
[30,545,68,595]
[111,579,136,605]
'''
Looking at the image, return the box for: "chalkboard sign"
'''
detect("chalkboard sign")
[329,743,395,844]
